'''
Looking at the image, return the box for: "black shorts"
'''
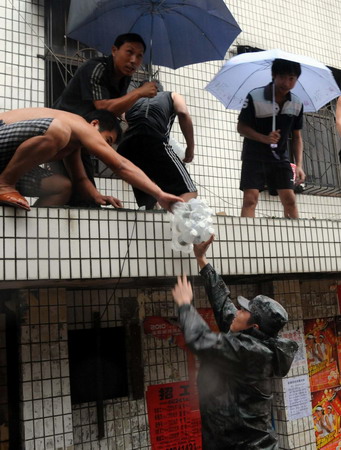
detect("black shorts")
[240,159,294,196]
[118,135,197,208]
[0,118,54,197]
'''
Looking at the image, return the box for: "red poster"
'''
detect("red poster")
[143,308,218,347]
[144,309,217,411]
[144,309,218,448]
[312,387,341,449]
[304,318,340,392]
[335,317,341,373]
[146,381,202,450]
[337,286,341,314]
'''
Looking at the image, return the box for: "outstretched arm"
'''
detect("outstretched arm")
[172,92,194,163]
[172,276,244,361]
[63,149,123,207]
[74,121,183,211]
[193,235,214,269]
[193,236,236,332]
[94,82,158,116]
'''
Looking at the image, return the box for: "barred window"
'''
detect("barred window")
[300,101,341,196]
[44,0,99,107]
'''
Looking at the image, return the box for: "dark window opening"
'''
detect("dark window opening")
[236,45,264,54]
[68,327,129,404]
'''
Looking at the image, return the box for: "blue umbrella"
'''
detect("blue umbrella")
[67,0,241,70]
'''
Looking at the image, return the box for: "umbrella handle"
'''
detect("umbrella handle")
[270,82,278,152]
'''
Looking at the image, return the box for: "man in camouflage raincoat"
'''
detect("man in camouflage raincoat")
[172,237,298,449]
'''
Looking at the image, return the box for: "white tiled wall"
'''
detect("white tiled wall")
[14,276,339,449]
[1,1,341,449]
[0,0,45,110]
[1,206,341,282]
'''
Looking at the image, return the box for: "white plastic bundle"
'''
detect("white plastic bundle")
[169,137,186,161]
[169,198,215,254]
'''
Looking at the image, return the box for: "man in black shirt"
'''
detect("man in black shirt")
[238,59,305,218]
[54,33,157,116]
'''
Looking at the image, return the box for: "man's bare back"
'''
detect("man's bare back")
[0,107,84,125]
[0,107,183,211]
[0,108,87,159]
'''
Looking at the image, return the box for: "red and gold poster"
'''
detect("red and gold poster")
[146,381,202,450]
[335,317,341,373]
[304,318,340,392]
[337,286,341,315]
[312,387,341,449]
[144,309,218,448]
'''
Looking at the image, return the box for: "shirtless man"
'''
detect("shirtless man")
[0,108,183,211]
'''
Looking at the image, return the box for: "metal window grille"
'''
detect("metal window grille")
[301,101,341,196]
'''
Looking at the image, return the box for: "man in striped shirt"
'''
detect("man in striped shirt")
[54,33,157,116]
[52,33,158,206]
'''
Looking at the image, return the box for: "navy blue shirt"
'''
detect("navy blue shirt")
[238,83,303,162]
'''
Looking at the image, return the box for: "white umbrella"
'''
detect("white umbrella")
[205,49,341,113]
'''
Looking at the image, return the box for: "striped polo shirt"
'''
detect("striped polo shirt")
[238,83,303,162]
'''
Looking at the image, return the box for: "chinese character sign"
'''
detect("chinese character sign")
[146,381,202,450]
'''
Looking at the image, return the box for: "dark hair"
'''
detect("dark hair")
[114,33,146,52]
[84,110,122,143]
[271,58,301,78]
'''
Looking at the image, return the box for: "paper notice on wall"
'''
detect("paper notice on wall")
[280,329,307,369]
[284,375,312,421]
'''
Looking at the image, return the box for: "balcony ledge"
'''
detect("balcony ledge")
[0,206,340,284]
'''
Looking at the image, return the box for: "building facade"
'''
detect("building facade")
[1,0,341,449]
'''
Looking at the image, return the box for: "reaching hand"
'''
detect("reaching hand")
[295,166,306,184]
[193,235,215,258]
[172,275,193,306]
[138,81,158,99]
[156,192,184,212]
[96,195,123,208]
[183,147,194,163]
[193,235,214,268]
